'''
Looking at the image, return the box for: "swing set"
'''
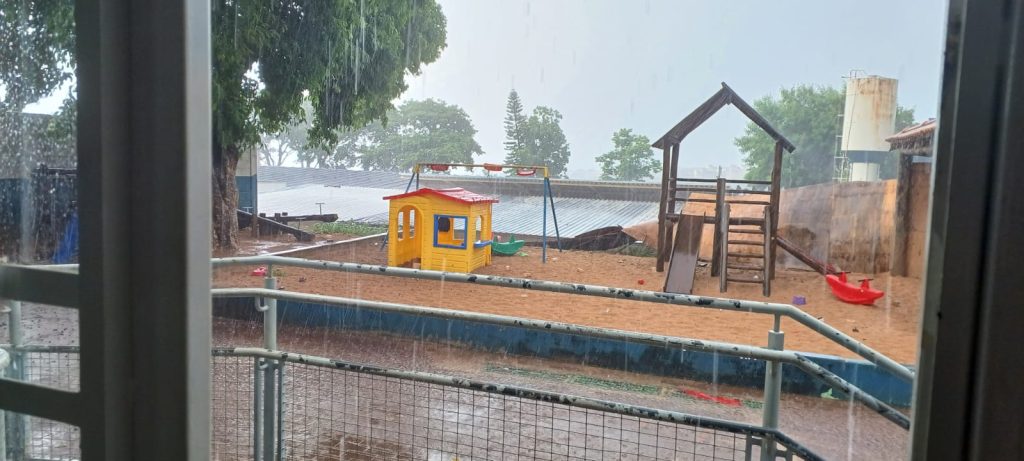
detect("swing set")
[405,162,562,262]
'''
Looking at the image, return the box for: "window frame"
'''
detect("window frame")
[433,214,469,249]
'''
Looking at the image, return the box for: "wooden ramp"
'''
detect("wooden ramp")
[663,214,704,294]
[237,210,315,242]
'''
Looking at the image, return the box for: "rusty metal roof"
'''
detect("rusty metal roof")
[382,187,499,204]
[886,119,936,156]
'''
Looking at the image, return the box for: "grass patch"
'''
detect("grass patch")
[608,242,657,258]
[310,220,387,237]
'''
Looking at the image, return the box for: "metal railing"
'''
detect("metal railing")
[211,256,915,384]
[4,344,822,461]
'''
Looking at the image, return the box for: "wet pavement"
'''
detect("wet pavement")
[2,305,908,460]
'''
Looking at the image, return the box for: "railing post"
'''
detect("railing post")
[261,273,278,461]
[761,315,784,460]
[252,358,263,461]
[4,300,27,461]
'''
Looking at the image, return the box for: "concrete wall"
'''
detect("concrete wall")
[904,163,932,278]
[675,167,930,275]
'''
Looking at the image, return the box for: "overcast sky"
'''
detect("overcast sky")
[400,0,948,178]
[22,1,949,178]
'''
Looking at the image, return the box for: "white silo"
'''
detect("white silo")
[840,76,898,181]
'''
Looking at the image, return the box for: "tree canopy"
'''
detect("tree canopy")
[260,98,482,172]
[0,0,76,166]
[210,0,448,248]
[502,91,571,178]
[596,129,660,181]
[736,85,914,188]
[357,99,483,171]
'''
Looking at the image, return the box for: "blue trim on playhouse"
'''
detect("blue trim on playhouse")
[213,297,913,407]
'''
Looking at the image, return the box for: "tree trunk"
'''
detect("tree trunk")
[212,143,240,250]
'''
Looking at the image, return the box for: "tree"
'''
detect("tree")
[0,0,75,164]
[505,106,571,178]
[259,116,306,166]
[260,100,352,168]
[209,0,447,248]
[735,84,914,188]
[503,89,526,158]
[357,99,483,171]
[596,128,660,181]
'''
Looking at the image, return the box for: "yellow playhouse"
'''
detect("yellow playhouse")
[384,187,497,272]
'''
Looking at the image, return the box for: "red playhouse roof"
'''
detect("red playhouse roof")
[383,187,499,204]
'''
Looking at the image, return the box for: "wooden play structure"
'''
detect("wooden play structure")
[654,83,796,296]
[384,187,498,272]
[404,162,562,262]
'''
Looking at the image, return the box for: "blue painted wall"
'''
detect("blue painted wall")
[214,298,913,407]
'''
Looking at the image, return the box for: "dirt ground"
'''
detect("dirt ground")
[213,239,922,364]
[212,231,363,257]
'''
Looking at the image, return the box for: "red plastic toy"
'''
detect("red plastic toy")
[825,272,884,305]
[251,266,267,277]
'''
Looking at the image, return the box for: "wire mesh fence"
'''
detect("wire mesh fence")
[16,349,82,461]
[6,347,817,461]
[280,363,760,461]
[211,354,256,461]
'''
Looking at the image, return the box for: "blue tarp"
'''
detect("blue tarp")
[53,211,78,263]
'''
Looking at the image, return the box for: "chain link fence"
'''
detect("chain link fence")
[4,346,820,461]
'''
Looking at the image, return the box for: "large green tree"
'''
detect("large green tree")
[210,0,447,248]
[504,106,571,178]
[596,128,660,181]
[736,85,914,188]
[357,99,483,171]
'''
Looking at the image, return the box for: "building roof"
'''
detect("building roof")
[383,187,499,204]
[253,166,661,238]
[258,166,407,189]
[886,119,936,156]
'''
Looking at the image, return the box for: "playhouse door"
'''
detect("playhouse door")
[397,205,422,266]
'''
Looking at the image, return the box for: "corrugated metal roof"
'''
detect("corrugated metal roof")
[258,166,407,189]
[383,187,499,204]
[256,185,658,238]
[257,184,403,222]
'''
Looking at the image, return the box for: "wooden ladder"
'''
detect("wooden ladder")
[719,203,772,296]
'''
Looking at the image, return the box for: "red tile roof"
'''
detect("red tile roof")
[383,187,499,204]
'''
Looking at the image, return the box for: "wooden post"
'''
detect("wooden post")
[656,143,672,272]
[719,203,730,293]
[891,154,913,276]
[711,177,726,277]
[663,142,681,265]
[768,141,784,280]
[763,205,772,297]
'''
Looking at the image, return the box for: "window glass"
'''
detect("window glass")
[1,0,81,428]
[202,1,942,459]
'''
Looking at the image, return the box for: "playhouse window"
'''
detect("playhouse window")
[434,215,468,249]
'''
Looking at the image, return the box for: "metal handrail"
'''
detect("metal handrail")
[209,255,915,383]
[215,346,826,460]
[211,287,911,429]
